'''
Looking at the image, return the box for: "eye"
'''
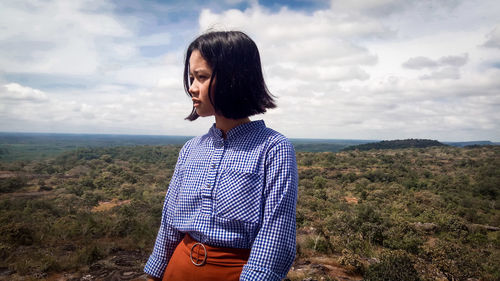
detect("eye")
[189,76,194,84]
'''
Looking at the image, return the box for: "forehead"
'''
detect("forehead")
[189,50,211,73]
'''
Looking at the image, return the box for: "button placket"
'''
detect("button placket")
[201,140,224,214]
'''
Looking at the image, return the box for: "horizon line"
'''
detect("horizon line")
[0,131,498,144]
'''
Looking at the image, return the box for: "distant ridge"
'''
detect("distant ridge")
[290,138,375,152]
[444,141,498,147]
[342,139,446,151]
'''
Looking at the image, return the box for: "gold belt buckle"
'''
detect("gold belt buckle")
[190,242,207,266]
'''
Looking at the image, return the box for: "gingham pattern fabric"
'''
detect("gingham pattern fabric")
[144,120,298,281]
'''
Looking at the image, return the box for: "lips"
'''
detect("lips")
[192,98,201,107]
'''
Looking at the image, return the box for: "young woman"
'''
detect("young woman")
[144,31,298,281]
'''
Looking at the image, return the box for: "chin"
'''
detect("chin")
[195,110,214,117]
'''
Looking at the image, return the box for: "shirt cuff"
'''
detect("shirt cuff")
[239,265,282,281]
[144,254,167,279]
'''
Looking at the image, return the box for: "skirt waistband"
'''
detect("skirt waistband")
[180,234,251,266]
[162,234,250,280]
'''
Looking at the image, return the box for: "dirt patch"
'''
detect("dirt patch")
[425,237,439,247]
[344,196,358,204]
[0,171,17,178]
[92,199,131,212]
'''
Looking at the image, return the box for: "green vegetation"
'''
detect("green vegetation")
[0,133,190,162]
[294,146,499,280]
[291,138,374,152]
[343,139,446,151]
[291,143,348,152]
[0,146,179,278]
[0,143,499,280]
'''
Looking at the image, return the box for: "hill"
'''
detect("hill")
[343,138,446,151]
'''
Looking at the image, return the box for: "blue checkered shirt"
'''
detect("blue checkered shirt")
[144,120,298,280]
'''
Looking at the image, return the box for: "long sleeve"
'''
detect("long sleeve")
[144,146,187,278]
[240,140,298,281]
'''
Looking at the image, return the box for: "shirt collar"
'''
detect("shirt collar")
[209,120,266,141]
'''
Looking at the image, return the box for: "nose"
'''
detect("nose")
[189,81,198,96]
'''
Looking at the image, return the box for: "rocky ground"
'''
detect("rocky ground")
[1,253,362,281]
[0,249,148,281]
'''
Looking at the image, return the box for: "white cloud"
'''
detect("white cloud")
[402,54,468,80]
[0,81,198,135]
[420,67,460,80]
[197,6,380,98]
[0,0,134,75]
[439,54,468,67]
[194,2,500,140]
[402,57,438,69]
[403,54,468,69]
[1,83,48,102]
[330,0,410,16]
[0,0,499,141]
[483,26,500,49]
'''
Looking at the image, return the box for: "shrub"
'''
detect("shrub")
[423,239,481,280]
[0,243,11,261]
[0,222,35,246]
[364,250,420,281]
[77,245,104,265]
[304,235,330,254]
[0,176,28,193]
[339,249,365,274]
[383,224,423,254]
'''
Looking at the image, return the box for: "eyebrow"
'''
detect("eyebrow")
[191,68,211,75]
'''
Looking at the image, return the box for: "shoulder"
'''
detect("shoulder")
[261,127,293,148]
[256,126,295,157]
[177,132,212,161]
[182,134,207,150]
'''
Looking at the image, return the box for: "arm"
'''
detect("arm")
[240,140,298,281]
[144,146,188,278]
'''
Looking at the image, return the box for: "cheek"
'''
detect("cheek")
[202,84,211,98]
[209,78,216,95]
[210,85,216,96]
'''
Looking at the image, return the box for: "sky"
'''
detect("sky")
[0,0,499,142]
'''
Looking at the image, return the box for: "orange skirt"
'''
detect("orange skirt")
[162,234,251,281]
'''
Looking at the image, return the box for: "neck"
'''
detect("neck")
[214,114,251,138]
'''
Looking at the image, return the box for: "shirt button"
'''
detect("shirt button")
[211,164,216,168]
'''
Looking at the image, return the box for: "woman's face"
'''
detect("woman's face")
[189,50,216,117]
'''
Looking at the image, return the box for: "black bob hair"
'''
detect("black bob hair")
[184,31,276,120]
